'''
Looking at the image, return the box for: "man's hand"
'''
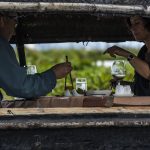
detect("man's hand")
[51,62,72,79]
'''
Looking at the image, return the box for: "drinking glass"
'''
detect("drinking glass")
[111,60,126,85]
[76,78,87,91]
[27,65,37,75]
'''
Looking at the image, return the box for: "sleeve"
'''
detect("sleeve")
[0,40,56,98]
[137,45,147,59]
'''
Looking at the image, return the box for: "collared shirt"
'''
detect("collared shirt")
[0,36,56,98]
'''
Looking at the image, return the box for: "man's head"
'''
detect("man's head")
[0,13,18,41]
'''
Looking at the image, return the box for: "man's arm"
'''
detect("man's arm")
[0,40,57,98]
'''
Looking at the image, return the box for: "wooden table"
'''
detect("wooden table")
[114,96,150,105]
[1,96,113,108]
[1,96,150,108]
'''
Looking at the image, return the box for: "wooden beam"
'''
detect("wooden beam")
[0,107,150,129]
[0,2,147,16]
[0,106,150,116]
[16,19,26,67]
[114,96,150,106]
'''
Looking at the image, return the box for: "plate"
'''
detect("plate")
[86,90,112,96]
[89,95,106,97]
[113,93,134,97]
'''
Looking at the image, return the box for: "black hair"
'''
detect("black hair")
[126,16,150,31]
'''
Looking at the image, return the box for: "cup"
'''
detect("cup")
[76,78,87,91]
[27,65,37,75]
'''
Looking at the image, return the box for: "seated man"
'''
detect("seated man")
[0,13,72,99]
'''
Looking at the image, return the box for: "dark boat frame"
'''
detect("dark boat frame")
[1,107,150,149]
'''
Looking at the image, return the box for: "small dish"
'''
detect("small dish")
[113,93,134,97]
[86,90,112,96]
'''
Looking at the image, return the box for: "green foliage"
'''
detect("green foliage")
[25,48,134,96]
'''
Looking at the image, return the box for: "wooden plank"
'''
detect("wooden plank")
[0,2,146,16]
[2,96,150,109]
[1,96,113,108]
[1,106,150,116]
[114,96,150,106]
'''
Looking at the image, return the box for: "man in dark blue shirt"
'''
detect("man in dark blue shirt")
[0,13,72,99]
